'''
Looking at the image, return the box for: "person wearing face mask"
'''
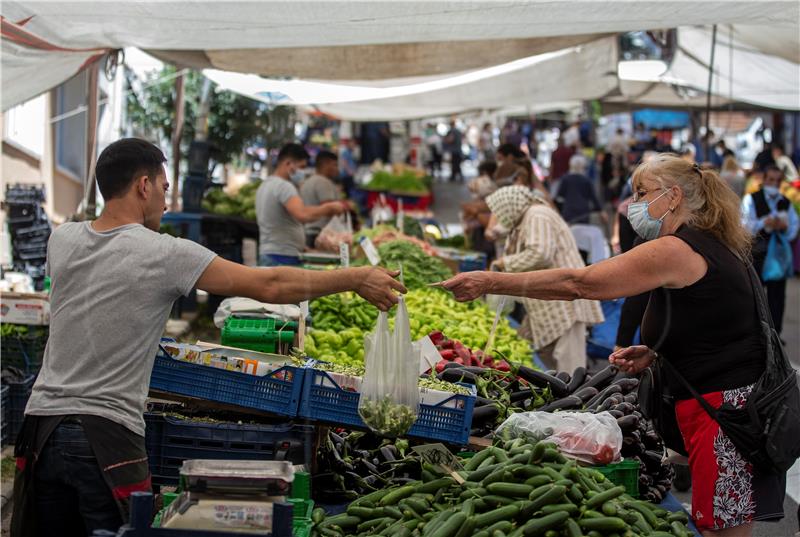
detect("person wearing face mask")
[300,150,345,249]
[441,154,788,537]
[741,165,799,335]
[256,143,349,266]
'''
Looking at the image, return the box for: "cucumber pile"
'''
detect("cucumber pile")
[312,439,693,537]
[520,365,674,503]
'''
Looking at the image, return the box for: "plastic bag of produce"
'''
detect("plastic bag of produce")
[358,296,420,437]
[315,212,353,252]
[496,411,623,464]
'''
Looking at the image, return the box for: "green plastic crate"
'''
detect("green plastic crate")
[595,458,640,498]
[221,316,297,353]
[290,498,315,537]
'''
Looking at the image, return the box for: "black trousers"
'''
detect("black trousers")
[764,278,787,334]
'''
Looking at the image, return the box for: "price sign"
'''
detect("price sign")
[412,443,465,483]
[359,236,381,266]
[339,242,350,267]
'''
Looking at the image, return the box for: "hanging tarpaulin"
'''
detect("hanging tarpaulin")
[1,1,798,108]
[632,109,690,130]
[1,16,108,110]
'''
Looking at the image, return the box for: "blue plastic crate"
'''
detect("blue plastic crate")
[458,253,487,273]
[144,412,314,486]
[149,352,303,418]
[91,491,293,537]
[298,367,476,446]
[5,375,35,444]
[1,385,9,446]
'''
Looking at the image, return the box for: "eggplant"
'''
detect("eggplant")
[441,363,488,375]
[475,396,496,406]
[438,368,478,384]
[581,365,619,391]
[546,369,558,376]
[617,414,640,431]
[536,395,583,412]
[471,403,500,424]
[612,377,640,393]
[608,409,624,419]
[585,384,623,410]
[572,386,599,403]
[555,371,571,384]
[566,366,587,393]
[510,390,533,403]
[623,394,638,404]
[596,397,617,412]
[518,366,569,397]
[613,402,636,415]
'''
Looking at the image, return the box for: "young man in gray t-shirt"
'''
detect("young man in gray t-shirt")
[14,138,404,535]
[300,150,342,248]
[256,143,348,266]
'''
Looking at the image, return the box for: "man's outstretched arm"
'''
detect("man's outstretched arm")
[196,257,406,311]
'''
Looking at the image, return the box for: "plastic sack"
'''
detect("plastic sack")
[495,411,623,464]
[315,212,353,252]
[358,296,420,437]
[762,233,793,282]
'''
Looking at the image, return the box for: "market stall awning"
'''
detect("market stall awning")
[603,26,800,111]
[2,1,798,110]
[204,37,619,120]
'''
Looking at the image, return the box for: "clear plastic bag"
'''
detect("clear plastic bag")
[495,411,623,464]
[358,296,420,437]
[314,212,353,252]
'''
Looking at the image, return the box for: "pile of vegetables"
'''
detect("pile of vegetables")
[359,397,418,438]
[354,240,453,290]
[309,288,532,366]
[312,438,693,537]
[355,228,439,257]
[202,181,259,220]
[434,362,673,502]
[364,170,429,194]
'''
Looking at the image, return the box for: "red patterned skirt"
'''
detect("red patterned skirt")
[675,385,786,531]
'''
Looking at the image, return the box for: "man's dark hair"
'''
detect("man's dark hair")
[764,164,784,177]
[478,161,497,177]
[277,143,310,164]
[95,138,166,200]
[497,143,525,159]
[315,150,338,169]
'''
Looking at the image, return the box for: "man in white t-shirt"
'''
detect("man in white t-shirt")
[13,138,404,536]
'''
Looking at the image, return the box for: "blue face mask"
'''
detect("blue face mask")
[627,189,670,240]
[763,185,780,197]
[290,169,305,184]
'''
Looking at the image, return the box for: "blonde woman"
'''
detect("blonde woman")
[442,154,785,537]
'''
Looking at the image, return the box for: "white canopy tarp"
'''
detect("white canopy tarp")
[205,37,619,120]
[2,1,798,110]
[605,26,800,111]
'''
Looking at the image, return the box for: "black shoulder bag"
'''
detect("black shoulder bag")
[641,263,800,473]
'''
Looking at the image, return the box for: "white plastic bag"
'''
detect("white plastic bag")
[495,411,623,464]
[315,212,353,252]
[358,296,420,437]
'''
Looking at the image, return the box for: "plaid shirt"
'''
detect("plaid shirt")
[502,202,604,348]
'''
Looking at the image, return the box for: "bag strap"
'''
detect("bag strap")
[658,260,776,423]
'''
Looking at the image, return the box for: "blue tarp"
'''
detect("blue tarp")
[633,108,690,130]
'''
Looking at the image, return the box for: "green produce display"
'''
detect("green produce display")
[354,240,453,290]
[202,181,259,220]
[309,288,531,366]
[311,438,693,537]
[364,170,429,194]
[307,361,471,396]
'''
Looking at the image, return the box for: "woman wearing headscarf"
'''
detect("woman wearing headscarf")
[485,185,604,373]
[443,154,788,537]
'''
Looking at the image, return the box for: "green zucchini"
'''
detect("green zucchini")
[428,511,467,537]
[540,503,580,516]
[521,511,570,536]
[473,504,520,528]
[523,475,552,488]
[464,448,495,471]
[578,517,628,532]
[486,482,534,498]
[417,478,455,495]
[584,486,626,508]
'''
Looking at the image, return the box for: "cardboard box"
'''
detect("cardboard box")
[0,292,49,325]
